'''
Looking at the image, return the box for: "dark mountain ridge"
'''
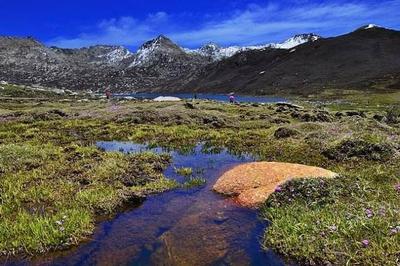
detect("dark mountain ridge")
[185,26,400,95]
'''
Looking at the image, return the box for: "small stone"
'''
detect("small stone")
[214,212,229,224]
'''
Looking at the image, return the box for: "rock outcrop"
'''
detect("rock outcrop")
[213,162,337,208]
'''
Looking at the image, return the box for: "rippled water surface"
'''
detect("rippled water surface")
[11,142,285,266]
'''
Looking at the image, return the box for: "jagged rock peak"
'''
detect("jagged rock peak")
[140,35,177,50]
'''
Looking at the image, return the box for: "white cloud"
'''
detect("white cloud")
[47,1,400,50]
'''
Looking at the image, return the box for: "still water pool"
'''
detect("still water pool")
[113,93,287,104]
[12,142,285,266]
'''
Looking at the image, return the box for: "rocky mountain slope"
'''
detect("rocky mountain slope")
[0,37,126,90]
[0,25,399,94]
[122,35,211,91]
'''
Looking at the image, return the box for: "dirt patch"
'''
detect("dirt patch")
[213,162,337,208]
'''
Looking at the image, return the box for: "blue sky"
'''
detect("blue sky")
[1,0,399,50]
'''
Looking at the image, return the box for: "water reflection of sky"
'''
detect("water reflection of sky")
[16,141,285,266]
[112,93,287,104]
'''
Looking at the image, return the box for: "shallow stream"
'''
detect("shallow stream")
[12,142,285,266]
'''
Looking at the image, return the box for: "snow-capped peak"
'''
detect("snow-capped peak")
[357,24,384,31]
[363,24,380,29]
[185,42,243,61]
[184,33,321,61]
[274,34,320,49]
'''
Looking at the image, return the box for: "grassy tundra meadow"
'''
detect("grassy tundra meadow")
[0,84,399,265]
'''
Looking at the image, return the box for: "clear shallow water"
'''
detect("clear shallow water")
[113,93,287,104]
[10,142,285,266]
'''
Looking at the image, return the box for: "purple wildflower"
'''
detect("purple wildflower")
[361,239,369,247]
[390,226,400,235]
[395,184,400,193]
[365,209,374,218]
[275,186,282,192]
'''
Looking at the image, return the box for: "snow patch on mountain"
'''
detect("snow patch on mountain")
[355,24,385,31]
[185,33,320,61]
[273,34,320,49]
[184,43,243,61]
[363,24,381,29]
[97,46,133,64]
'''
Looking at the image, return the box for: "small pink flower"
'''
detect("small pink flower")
[395,184,400,193]
[275,186,282,192]
[361,239,369,247]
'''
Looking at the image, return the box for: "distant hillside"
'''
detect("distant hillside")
[185,26,400,95]
[0,25,399,95]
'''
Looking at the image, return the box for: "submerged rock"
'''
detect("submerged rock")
[213,162,337,208]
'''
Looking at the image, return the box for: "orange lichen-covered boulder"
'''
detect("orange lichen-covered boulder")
[213,162,337,208]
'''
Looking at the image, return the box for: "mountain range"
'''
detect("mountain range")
[0,24,399,95]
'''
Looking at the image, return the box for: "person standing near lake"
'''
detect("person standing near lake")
[105,88,112,100]
[229,95,235,103]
